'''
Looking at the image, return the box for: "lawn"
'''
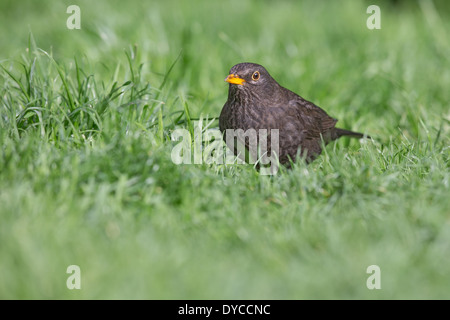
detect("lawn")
[0,0,449,299]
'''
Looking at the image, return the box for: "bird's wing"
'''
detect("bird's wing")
[288,96,338,141]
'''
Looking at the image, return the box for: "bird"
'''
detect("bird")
[219,62,370,166]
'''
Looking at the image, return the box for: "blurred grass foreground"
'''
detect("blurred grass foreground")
[0,0,449,299]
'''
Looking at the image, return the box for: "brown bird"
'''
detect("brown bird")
[219,62,370,166]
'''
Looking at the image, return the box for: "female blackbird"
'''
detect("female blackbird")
[219,62,370,166]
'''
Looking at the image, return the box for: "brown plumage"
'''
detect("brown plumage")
[219,63,370,165]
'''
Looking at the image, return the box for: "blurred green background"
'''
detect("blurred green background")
[0,0,449,299]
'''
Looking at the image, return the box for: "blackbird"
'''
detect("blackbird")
[219,62,370,166]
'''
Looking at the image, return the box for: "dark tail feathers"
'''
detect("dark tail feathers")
[335,128,371,139]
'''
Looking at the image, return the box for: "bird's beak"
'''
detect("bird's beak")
[225,74,246,85]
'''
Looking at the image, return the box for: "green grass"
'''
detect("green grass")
[1,0,449,299]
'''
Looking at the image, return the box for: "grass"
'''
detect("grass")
[1,0,449,299]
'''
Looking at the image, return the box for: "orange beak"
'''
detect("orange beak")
[225,74,246,85]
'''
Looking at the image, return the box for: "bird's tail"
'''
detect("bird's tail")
[335,128,371,139]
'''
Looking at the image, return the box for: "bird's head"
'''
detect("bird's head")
[225,63,280,103]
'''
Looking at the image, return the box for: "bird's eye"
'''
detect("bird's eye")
[252,71,260,81]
